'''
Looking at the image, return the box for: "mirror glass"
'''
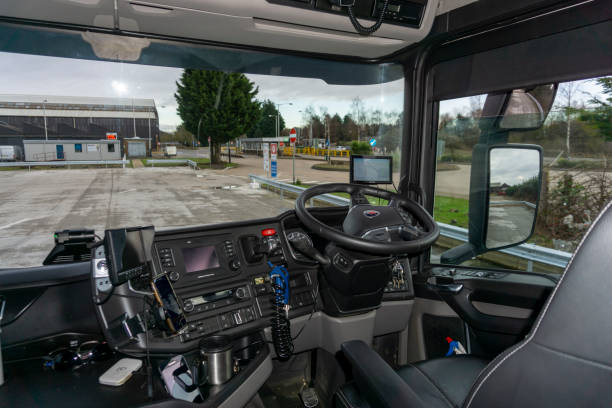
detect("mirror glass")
[499,84,556,130]
[486,147,541,249]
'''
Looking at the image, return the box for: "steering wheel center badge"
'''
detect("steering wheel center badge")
[363,210,381,218]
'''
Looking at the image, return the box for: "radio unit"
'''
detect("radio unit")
[178,284,256,342]
[154,235,242,287]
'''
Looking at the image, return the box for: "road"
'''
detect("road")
[0,167,295,268]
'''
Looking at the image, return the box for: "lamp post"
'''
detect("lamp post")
[274,102,292,140]
[42,98,48,141]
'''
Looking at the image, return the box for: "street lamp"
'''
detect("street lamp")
[42,98,48,141]
[274,102,292,140]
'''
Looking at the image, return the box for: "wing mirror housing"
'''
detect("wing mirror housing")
[441,144,543,264]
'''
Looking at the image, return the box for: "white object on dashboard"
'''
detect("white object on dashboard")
[99,358,143,387]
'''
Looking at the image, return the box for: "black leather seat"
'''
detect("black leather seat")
[336,350,488,408]
[337,201,612,408]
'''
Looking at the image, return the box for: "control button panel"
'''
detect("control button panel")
[159,248,175,268]
[180,306,258,342]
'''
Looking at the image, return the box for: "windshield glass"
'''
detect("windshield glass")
[432,76,612,274]
[0,29,404,269]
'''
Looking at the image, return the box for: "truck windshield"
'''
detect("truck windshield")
[0,34,404,269]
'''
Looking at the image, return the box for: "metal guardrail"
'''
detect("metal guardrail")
[249,175,572,270]
[0,160,128,169]
[147,159,199,170]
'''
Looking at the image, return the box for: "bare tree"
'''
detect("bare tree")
[350,97,366,142]
[556,81,584,159]
[469,95,486,119]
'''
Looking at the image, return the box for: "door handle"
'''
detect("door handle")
[426,277,463,294]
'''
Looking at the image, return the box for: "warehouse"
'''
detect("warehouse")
[0,94,159,156]
[23,139,121,161]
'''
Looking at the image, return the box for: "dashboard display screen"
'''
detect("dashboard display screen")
[350,155,393,184]
[182,245,220,273]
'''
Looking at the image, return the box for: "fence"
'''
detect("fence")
[249,174,572,272]
[286,147,350,157]
[0,159,129,170]
[146,159,199,170]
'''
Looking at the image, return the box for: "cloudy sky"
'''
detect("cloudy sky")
[0,52,404,132]
[490,148,540,185]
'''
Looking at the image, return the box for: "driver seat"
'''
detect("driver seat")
[336,201,612,408]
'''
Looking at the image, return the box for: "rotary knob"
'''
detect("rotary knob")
[183,300,194,313]
[168,271,180,282]
[229,259,241,271]
[235,287,247,300]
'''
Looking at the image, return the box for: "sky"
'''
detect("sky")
[0,51,606,133]
[0,52,404,132]
[490,148,540,185]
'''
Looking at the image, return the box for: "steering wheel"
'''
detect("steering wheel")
[295,183,439,256]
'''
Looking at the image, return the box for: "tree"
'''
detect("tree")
[247,100,285,139]
[581,76,612,142]
[175,70,261,163]
[555,81,585,158]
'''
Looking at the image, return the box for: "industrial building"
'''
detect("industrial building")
[24,139,121,161]
[0,94,159,156]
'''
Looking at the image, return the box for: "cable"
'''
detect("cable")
[346,0,390,36]
[93,285,115,306]
[269,276,294,362]
[143,296,153,401]
[292,282,319,342]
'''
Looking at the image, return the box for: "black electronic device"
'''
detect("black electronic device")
[350,155,393,184]
[105,226,155,286]
[154,235,242,287]
[43,228,96,265]
[151,273,187,333]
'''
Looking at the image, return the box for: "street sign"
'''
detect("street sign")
[270,143,278,178]
[290,128,297,146]
[263,143,270,172]
[369,138,377,147]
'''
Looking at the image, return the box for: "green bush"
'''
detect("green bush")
[351,141,372,155]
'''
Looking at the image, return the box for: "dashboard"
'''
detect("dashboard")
[92,209,414,354]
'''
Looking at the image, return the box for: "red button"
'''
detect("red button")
[261,228,277,236]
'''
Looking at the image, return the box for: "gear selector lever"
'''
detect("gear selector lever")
[287,232,330,266]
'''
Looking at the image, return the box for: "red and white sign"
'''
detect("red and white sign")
[270,143,278,158]
[106,132,117,140]
[290,128,297,146]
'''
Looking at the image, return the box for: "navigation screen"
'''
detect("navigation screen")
[350,156,393,184]
[182,245,220,273]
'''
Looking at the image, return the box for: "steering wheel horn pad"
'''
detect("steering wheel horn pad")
[295,183,439,256]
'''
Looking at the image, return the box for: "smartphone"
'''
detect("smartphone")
[151,274,186,333]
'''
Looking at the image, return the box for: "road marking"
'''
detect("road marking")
[0,217,40,231]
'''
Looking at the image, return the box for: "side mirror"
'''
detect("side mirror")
[440,144,542,265]
[485,146,542,250]
[499,85,557,131]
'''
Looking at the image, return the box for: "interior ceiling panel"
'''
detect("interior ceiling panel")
[0,0,481,59]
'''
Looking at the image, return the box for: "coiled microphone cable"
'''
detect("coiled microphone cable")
[268,262,293,362]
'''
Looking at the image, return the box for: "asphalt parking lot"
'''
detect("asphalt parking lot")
[0,167,295,268]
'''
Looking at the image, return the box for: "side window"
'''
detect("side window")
[108,144,115,153]
[433,75,612,274]
[75,143,82,152]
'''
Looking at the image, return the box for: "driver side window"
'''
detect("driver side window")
[432,75,612,274]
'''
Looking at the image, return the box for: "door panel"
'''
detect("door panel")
[411,265,555,358]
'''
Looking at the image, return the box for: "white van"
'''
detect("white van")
[163,145,177,157]
[0,145,23,161]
